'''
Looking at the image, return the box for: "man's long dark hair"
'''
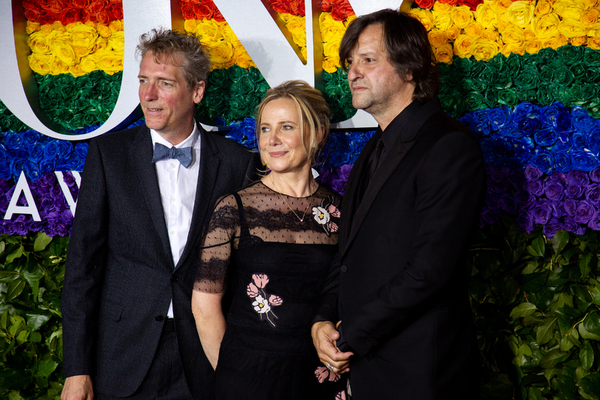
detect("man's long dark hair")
[339,9,440,102]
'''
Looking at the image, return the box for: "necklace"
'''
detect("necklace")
[270,175,314,223]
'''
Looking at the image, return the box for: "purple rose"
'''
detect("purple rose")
[509,170,526,191]
[565,185,585,199]
[563,216,586,235]
[588,210,600,231]
[523,179,545,197]
[543,217,563,238]
[544,180,565,202]
[498,193,517,214]
[551,201,566,218]
[566,170,589,186]
[586,184,600,205]
[480,206,500,225]
[524,165,543,181]
[574,200,595,224]
[532,200,553,224]
[564,198,578,217]
[590,169,600,183]
[516,212,535,233]
[514,190,535,209]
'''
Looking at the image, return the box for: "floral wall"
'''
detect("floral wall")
[3,0,600,398]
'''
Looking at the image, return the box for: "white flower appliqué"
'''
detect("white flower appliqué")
[246,274,282,327]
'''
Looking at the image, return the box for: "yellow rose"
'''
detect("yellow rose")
[535,0,553,15]
[70,23,98,49]
[475,3,497,29]
[582,0,599,8]
[532,13,560,40]
[470,38,499,61]
[541,34,568,49]
[453,34,474,58]
[40,24,53,35]
[451,5,474,29]
[433,43,454,64]
[51,21,66,33]
[502,41,526,56]
[523,39,542,54]
[320,12,346,43]
[464,21,483,37]
[345,15,356,26]
[481,28,501,43]
[284,14,306,48]
[28,53,54,75]
[557,19,587,37]
[69,64,86,77]
[108,31,125,52]
[500,25,525,44]
[322,57,338,73]
[506,1,534,28]
[433,2,453,13]
[409,9,434,31]
[570,36,587,46]
[324,40,341,59]
[553,0,583,20]
[195,20,223,46]
[491,0,513,15]
[49,33,78,66]
[588,22,600,37]
[523,29,537,41]
[80,54,98,74]
[26,21,40,35]
[208,40,234,67]
[428,30,448,47]
[583,8,600,27]
[184,19,199,33]
[234,47,256,69]
[433,11,454,31]
[28,31,51,54]
[588,36,600,50]
[301,46,307,62]
[96,50,124,74]
[446,25,461,41]
[91,37,109,54]
[495,14,511,32]
[110,20,123,33]
[50,58,70,75]
[96,24,112,38]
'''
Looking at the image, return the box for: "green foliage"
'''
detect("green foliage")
[2,215,600,399]
[472,216,600,399]
[0,233,66,399]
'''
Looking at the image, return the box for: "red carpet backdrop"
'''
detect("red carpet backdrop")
[1,0,600,398]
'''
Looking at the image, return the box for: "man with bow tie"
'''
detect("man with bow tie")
[61,28,259,400]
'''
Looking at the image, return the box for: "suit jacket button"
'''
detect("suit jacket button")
[155,315,164,322]
[170,275,178,282]
[341,265,348,273]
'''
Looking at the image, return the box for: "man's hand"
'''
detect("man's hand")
[61,375,94,400]
[311,320,353,373]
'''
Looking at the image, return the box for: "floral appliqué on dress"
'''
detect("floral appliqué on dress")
[312,195,341,236]
[315,366,346,399]
[246,274,282,327]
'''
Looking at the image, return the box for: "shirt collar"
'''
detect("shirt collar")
[150,121,199,149]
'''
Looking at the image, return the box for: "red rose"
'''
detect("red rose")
[180,3,196,19]
[193,3,213,20]
[331,3,354,21]
[438,0,459,5]
[415,0,436,9]
[72,0,92,8]
[89,0,108,16]
[213,7,225,22]
[288,0,305,16]
[269,0,291,14]
[59,7,81,24]
[321,0,334,12]
[107,1,123,20]
[458,0,483,11]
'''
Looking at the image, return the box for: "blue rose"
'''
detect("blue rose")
[487,106,512,131]
[512,102,539,122]
[553,151,572,173]
[533,128,557,147]
[518,114,542,137]
[571,149,599,171]
[530,150,554,175]
[572,106,595,132]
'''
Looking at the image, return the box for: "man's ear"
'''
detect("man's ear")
[193,81,206,104]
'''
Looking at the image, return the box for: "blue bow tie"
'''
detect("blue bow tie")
[151,143,193,168]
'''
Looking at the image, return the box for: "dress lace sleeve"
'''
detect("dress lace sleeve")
[194,194,240,293]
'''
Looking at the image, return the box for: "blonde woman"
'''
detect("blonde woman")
[192,81,345,399]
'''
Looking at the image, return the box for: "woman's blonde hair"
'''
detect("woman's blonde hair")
[256,80,330,168]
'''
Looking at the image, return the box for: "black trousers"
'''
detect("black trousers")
[95,320,194,400]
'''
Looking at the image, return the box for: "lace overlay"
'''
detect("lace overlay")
[195,181,340,293]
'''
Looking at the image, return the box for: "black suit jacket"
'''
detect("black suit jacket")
[61,123,259,398]
[317,99,485,399]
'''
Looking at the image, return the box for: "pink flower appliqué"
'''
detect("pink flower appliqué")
[246,274,282,327]
[314,366,341,383]
[335,390,347,400]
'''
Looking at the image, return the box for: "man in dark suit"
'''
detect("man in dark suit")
[61,29,258,400]
[311,10,485,399]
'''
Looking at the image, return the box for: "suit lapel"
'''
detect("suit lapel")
[132,126,174,265]
[342,100,442,256]
[175,126,220,271]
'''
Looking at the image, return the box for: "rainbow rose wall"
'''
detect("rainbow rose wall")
[2,0,600,398]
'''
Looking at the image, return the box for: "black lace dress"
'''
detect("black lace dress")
[195,181,346,400]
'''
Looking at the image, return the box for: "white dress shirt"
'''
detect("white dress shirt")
[151,124,201,317]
